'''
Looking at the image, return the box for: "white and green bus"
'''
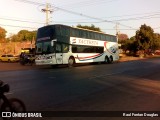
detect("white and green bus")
[35,24,119,67]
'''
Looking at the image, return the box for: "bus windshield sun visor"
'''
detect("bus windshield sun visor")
[51,39,57,46]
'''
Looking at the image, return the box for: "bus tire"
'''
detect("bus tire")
[68,57,75,67]
[51,65,58,68]
[109,56,113,64]
[104,56,109,64]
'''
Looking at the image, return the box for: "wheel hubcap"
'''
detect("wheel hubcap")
[69,59,73,65]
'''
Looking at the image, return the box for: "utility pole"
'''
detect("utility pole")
[115,22,120,42]
[41,3,53,25]
[115,22,120,36]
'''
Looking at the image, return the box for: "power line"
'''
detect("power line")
[56,11,160,22]
[10,0,160,36]
[0,23,136,31]
[12,0,136,30]
[0,17,44,24]
[0,23,37,29]
[55,7,137,30]
[102,28,137,30]
[113,14,160,22]
[4,0,160,34]
[1,13,159,26]
[58,0,119,9]
[13,0,54,25]
[102,11,160,19]
[13,0,45,6]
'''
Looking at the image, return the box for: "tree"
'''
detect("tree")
[7,34,19,42]
[135,24,154,52]
[76,24,102,32]
[120,36,138,55]
[9,30,37,42]
[18,30,37,42]
[0,26,7,42]
[154,33,160,50]
[118,33,128,42]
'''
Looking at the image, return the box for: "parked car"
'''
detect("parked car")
[0,54,19,62]
[155,50,160,55]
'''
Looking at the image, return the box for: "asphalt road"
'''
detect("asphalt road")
[0,58,160,120]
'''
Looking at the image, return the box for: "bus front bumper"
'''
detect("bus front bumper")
[35,59,56,65]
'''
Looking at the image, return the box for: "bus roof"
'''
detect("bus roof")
[40,24,116,37]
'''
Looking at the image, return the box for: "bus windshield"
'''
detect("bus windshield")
[36,41,54,54]
[36,25,56,54]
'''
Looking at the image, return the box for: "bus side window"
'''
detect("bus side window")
[56,43,62,53]
[62,44,69,53]
[72,46,78,53]
[97,47,104,53]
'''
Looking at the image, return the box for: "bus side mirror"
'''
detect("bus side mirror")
[51,41,54,46]
[51,39,57,46]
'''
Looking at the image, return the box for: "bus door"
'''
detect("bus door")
[55,43,63,64]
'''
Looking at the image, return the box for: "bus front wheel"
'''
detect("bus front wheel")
[68,57,75,67]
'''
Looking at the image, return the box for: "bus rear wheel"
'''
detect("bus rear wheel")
[104,56,109,64]
[68,57,75,67]
[109,56,113,64]
[104,56,113,64]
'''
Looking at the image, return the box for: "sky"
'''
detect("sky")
[0,0,160,38]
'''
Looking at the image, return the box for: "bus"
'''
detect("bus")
[35,24,119,67]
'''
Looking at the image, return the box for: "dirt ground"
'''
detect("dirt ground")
[119,56,145,62]
[119,55,160,62]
